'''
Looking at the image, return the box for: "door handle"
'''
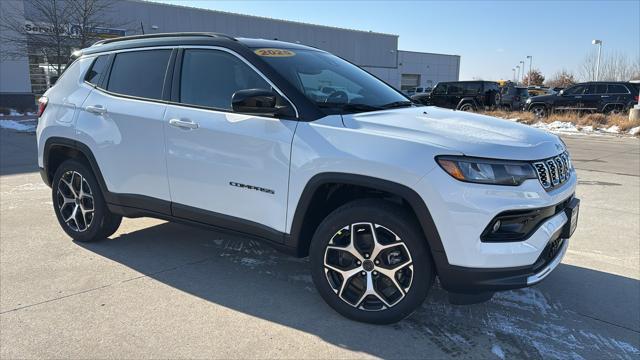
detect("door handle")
[601,95,610,98]
[169,118,199,130]
[86,105,106,115]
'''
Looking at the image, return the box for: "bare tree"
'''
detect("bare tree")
[546,69,577,88]
[0,0,123,77]
[580,49,640,81]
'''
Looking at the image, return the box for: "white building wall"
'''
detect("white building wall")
[0,0,32,94]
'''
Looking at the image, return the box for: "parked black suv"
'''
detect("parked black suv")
[525,81,640,117]
[499,86,529,111]
[413,81,501,111]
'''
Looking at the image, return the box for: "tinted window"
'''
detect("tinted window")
[432,84,447,95]
[565,85,587,95]
[107,50,171,100]
[607,84,629,94]
[85,55,108,86]
[180,49,269,110]
[447,83,463,95]
[463,83,481,95]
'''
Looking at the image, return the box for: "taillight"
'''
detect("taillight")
[37,96,48,117]
[635,95,639,102]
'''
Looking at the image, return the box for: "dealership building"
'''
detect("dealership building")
[0,0,460,109]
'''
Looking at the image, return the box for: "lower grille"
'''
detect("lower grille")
[533,152,572,191]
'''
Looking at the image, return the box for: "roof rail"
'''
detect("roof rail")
[92,32,236,46]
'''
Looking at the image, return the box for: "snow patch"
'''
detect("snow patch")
[491,344,505,359]
[627,126,640,135]
[0,119,36,132]
[604,125,620,133]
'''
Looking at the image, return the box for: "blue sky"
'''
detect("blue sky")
[153,0,639,81]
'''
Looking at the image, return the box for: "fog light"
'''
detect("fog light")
[492,220,501,233]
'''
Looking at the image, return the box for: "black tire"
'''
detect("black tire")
[531,104,547,118]
[51,159,122,242]
[309,199,434,324]
[604,106,623,115]
[459,103,475,112]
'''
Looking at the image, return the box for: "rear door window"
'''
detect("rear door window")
[85,55,109,86]
[463,83,481,95]
[607,84,629,94]
[447,83,463,95]
[107,50,171,100]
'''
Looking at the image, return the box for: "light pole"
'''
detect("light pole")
[516,65,520,84]
[526,55,532,86]
[512,68,516,82]
[520,60,525,83]
[592,39,602,81]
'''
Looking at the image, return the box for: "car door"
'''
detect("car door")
[429,83,448,107]
[446,82,464,108]
[163,47,297,234]
[75,49,173,206]
[582,83,607,111]
[556,84,587,110]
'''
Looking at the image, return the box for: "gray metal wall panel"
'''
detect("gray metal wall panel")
[107,0,399,68]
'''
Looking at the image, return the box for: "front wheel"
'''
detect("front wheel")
[531,105,547,118]
[309,199,434,324]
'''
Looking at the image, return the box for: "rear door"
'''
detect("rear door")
[446,82,464,108]
[163,47,297,234]
[75,49,173,206]
[606,84,631,110]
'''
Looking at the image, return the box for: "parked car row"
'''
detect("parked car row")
[410,81,501,111]
[410,79,639,117]
[525,81,640,117]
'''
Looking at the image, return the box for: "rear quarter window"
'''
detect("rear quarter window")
[106,50,171,100]
[607,84,629,94]
[85,55,109,86]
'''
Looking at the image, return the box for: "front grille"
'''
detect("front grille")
[533,152,572,191]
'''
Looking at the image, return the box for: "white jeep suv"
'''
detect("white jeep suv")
[37,33,579,324]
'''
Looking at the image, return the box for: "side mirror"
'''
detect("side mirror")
[232,89,279,115]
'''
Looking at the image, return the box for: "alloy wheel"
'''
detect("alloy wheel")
[323,222,414,311]
[532,106,546,118]
[56,170,95,232]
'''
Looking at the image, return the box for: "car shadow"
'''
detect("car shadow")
[77,221,640,359]
[0,128,39,177]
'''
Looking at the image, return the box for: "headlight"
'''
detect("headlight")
[526,98,532,103]
[436,156,537,186]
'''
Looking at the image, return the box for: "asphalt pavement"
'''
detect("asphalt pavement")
[1,126,638,359]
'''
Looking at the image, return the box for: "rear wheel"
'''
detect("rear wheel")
[459,103,475,112]
[309,199,434,324]
[52,159,122,242]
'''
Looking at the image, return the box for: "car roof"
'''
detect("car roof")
[82,32,320,56]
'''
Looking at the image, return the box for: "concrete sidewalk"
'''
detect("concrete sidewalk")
[1,128,638,359]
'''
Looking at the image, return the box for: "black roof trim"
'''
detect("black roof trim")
[92,32,236,46]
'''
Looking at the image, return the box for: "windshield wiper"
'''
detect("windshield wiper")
[380,101,414,109]
[317,102,383,114]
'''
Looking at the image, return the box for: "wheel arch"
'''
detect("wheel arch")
[288,173,446,261]
[456,98,478,110]
[43,137,111,199]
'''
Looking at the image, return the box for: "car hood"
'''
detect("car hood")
[341,106,566,160]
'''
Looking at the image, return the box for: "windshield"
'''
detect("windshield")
[254,48,413,114]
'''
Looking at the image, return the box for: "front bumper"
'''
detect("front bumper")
[433,232,569,294]
[416,164,578,293]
